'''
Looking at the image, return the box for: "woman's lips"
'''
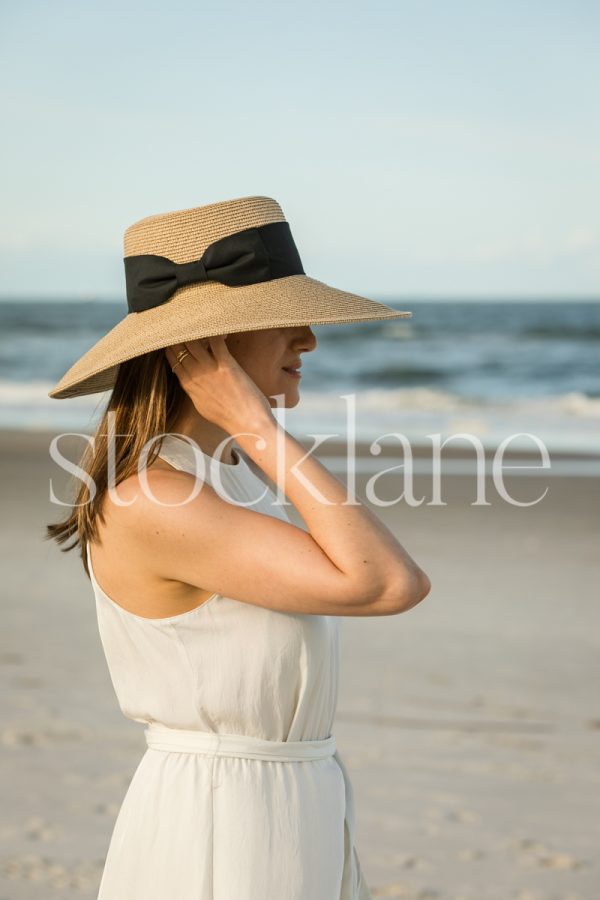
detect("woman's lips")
[282,367,301,378]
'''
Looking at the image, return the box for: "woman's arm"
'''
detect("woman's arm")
[119,336,431,618]
[232,413,431,614]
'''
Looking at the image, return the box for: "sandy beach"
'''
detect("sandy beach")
[1,427,598,900]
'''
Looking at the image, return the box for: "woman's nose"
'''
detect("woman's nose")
[293,327,317,352]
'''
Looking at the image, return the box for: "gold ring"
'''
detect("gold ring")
[171,360,183,371]
[176,348,191,363]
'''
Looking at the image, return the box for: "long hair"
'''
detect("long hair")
[46,350,187,579]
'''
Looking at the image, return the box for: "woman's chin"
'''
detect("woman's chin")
[268,385,301,409]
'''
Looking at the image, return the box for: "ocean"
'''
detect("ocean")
[1,298,599,455]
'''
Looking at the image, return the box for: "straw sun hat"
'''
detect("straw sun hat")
[48,195,412,400]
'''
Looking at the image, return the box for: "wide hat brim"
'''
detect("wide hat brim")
[48,275,412,399]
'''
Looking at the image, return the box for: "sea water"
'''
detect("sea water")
[1,297,598,455]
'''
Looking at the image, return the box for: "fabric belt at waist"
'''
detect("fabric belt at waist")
[144,722,336,762]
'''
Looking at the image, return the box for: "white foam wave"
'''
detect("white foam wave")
[1,379,599,417]
[0,379,597,453]
[295,387,600,417]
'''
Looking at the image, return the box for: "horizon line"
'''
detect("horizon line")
[1,293,599,304]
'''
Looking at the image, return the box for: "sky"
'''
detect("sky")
[1,0,599,300]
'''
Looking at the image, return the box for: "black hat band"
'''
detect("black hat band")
[124,220,305,313]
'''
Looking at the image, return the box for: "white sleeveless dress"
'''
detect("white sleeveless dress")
[89,433,372,900]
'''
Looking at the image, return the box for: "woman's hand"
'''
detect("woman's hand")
[164,336,274,435]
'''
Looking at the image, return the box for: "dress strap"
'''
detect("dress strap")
[155,434,242,475]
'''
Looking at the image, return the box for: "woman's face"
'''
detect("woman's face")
[224,326,317,409]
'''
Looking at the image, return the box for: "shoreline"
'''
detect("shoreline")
[1,425,598,463]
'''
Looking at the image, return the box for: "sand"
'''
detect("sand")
[0,428,598,900]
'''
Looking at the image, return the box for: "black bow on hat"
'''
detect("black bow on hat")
[124,221,305,313]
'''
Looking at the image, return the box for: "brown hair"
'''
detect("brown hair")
[45,350,187,579]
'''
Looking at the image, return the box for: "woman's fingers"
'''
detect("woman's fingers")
[165,339,218,377]
[165,336,231,372]
[206,335,230,361]
[165,342,194,375]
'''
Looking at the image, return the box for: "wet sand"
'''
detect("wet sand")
[1,428,599,899]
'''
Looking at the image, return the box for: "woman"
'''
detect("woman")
[47,195,431,900]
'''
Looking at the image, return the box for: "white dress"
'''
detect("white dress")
[89,433,372,900]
